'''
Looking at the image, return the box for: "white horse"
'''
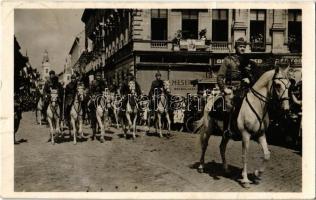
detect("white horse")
[70,85,86,144]
[109,92,120,129]
[46,89,61,145]
[155,80,172,138]
[121,81,139,139]
[95,88,112,143]
[195,66,291,188]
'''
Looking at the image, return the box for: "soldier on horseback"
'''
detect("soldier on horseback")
[148,71,167,111]
[217,37,257,139]
[43,70,64,118]
[64,74,78,125]
[120,73,142,111]
[87,71,107,140]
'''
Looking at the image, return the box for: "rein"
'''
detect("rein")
[245,71,289,134]
[73,94,83,116]
[49,103,60,119]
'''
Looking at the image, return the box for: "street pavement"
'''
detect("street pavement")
[14,111,302,192]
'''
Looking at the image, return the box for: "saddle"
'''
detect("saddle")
[208,90,244,140]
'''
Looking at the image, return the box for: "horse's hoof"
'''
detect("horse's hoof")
[239,179,251,188]
[197,166,204,173]
[254,170,263,179]
[100,138,105,143]
[241,182,251,189]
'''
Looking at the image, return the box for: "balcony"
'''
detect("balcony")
[179,39,208,51]
[209,41,230,52]
[150,40,168,48]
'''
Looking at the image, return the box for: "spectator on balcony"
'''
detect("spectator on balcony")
[217,37,257,140]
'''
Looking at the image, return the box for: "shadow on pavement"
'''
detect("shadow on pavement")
[189,161,263,188]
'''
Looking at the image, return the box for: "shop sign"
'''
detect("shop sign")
[179,39,206,51]
[170,79,197,94]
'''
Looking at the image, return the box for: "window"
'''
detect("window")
[250,10,266,52]
[288,9,302,52]
[182,10,198,39]
[212,9,228,41]
[151,9,168,40]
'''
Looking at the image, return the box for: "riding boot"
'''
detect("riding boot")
[223,112,232,138]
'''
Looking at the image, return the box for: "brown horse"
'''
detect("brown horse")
[195,66,291,188]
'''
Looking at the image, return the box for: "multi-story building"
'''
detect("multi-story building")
[81,9,302,95]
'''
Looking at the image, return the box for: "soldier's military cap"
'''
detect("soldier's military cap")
[235,37,247,47]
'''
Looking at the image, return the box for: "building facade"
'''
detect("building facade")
[41,50,52,81]
[81,9,302,95]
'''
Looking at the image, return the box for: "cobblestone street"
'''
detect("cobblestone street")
[14,112,302,192]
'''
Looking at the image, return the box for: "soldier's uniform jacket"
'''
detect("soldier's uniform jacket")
[43,79,64,104]
[65,80,77,106]
[148,79,164,97]
[90,79,107,96]
[217,54,256,94]
[120,80,142,97]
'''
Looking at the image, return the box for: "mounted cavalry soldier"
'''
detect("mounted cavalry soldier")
[64,74,78,124]
[120,73,142,111]
[216,37,258,139]
[43,70,64,119]
[87,71,107,140]
[148,71,167,111]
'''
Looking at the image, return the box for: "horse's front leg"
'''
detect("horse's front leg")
[96,110,105,143]
[255,134,270,179]
[71,115,77,144]
[78,114,84,138]
[240,131,251,188]
[125,113,133,139]
[198,128,211,173]
[166,113,171,136]
[132,114,137,139]
[47,117,54,145]
[145,110,151,134]
[157,113,163,138]
[220,129,230,174]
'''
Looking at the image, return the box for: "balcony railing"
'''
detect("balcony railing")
[150,40,168,48]
[209,41,229,51]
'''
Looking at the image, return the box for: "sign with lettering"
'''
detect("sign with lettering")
[179,39,206,51]
[275,56,302,67]
[169,71,207,95]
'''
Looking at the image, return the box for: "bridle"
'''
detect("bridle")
[49,93,60,119]
[245,69,290,133]
[73,92,83,116]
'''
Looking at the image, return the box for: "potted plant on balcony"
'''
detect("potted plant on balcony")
[172,30,182,51]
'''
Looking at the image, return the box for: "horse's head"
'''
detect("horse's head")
[128,81,136,94]
[163,80,171,93]
[76,85,85,101]
[50,89,59,106]
[272,67,291,112]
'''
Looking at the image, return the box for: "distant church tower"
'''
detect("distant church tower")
[41,50,51,81]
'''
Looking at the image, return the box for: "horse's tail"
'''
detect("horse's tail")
[193,95,218,138]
